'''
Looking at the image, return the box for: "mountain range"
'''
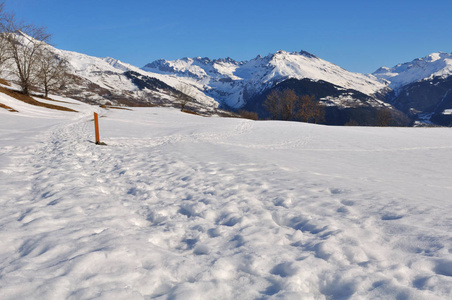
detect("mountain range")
[3,35,452,126]
[142,50,452,126]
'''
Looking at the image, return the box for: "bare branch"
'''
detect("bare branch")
[1,12,52,95]
[37,48,70,97]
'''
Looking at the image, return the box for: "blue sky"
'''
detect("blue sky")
[5,0,452,73]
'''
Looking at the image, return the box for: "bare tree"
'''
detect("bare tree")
[0,1,11,75]
[376,107,392,126]
[0,35,10,76]
[264,89,298,120]
[297,95,325,123]
[280,89,298,120]
[2,12,51,95]
[264,89,281,120]
[265,89,325,123]
[37,48,70,98]
[176,84,193,111]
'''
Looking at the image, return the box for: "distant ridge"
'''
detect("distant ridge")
[373,52,452,89]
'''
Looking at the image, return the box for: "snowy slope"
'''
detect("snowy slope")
[1,93,452,299]
[373,52,452,89]
[256,50,385,95]
[144,57,244,82]
[144,51,387,108]
[0,33,215,110]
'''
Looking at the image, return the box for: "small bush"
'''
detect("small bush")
[182,109,201,116]
[239,109,259,120]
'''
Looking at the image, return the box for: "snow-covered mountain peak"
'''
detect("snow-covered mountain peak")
[426,52,450,62]
[299,50,318,59]
[142,56,244,81]
[215,57,243,64]
[260,50,385,95]
[191,57,214,65]
[373,52,452,89]
[270,50,318,60]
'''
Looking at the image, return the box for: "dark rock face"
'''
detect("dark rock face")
[123,71,178,93]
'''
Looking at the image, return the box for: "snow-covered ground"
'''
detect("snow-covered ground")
[1,94,452,299]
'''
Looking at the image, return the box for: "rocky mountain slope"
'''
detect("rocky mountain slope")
[373,52,452,89]
[29,40,221,114]
[373,52,452,125]
[143,50,388,109]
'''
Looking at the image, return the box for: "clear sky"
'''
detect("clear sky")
[5,0,452,73]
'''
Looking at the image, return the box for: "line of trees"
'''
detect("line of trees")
[0,2,69,97]
[264,89,325,123]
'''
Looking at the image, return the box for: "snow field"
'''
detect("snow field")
[1,100,452,299]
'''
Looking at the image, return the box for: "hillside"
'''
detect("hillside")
[49,46,220,113]
[1,92,452,299]
[2,32,220,114]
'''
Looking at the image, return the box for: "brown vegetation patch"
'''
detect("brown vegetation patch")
[0,102,18,112]
[216,110,241,118]
[182,109,202,116]
[99,104,132,111]
[0,86,77,112]
[0,78,10,86]
[238,109,259,120]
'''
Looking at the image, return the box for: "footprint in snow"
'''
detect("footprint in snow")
[193,245,209,255]
[329,188,345,195]
[262,281,282,296]
[216,212,241,227]
[381,214,404,221]
[270,262,298,278]
[434,259,452,277]
[337,206,349,214]
[341,200,355,206]
[207,227,222,238]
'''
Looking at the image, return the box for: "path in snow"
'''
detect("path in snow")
[1,106,452,299]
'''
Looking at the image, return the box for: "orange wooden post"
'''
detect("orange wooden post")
[94,112,100,144]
